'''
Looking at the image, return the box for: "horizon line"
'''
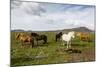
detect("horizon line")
[11,26,95,31]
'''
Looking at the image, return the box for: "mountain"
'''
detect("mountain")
[11,27,94,33]
[62,27,94,32]
[11,29,25,32]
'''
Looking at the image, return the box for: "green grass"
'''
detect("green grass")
[11,32,95,67]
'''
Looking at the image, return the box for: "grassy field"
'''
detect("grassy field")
[11,31,95,67]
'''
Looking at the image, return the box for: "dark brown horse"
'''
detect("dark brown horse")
[55,32,62,42]
[31,33,47,45]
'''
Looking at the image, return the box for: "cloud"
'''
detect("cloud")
[20,2,45,15]
[11,0,22,9]
[11,0,46,16]
[11,1,95,31]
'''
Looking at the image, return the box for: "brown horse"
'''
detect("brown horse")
[75,32,90,41]
[16,33,34,48]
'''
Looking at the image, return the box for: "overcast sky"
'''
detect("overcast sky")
[11,0,95,31]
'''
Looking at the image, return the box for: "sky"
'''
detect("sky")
[11,0,96,31]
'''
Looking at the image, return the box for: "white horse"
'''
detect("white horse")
[61,31,75,49]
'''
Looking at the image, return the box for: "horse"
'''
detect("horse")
[31,33,47,45]
[55,32,62,42]
[75,32,90,41]
[61,31,75,49]
[16,33,34,48]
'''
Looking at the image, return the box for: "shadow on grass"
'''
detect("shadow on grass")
[56,48,82,54]
[71,43,86,47]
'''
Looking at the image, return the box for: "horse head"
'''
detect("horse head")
[16,33,20,39]
[59,32,62,35]
[72,34,75,38]
[69,31,75,38]
[75,32,81,37]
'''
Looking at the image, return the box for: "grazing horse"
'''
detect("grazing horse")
[61,31,75,49]
[31,33,47,45]
[55,32,62,42]
[16,33,34,48]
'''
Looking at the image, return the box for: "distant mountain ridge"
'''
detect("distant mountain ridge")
[63,27,94,32]
[11,27,94,32]
[11,29,25,32]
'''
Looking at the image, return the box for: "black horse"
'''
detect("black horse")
[55,32,62,42]
[31,33,47,45]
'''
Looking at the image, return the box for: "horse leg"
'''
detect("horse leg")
[44,39,47,44]
[31,42,32,48]
[56,37,57,42]
[67,41,69,48]
[44,36,47,44]
[69,41,71,48]
[37,40,38,46]
[43,38,46,44]
[63,41,65,46]
[31,42,33,48]
[31,39,34,48]
[43,40,45,44]
[32,42,34,48]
